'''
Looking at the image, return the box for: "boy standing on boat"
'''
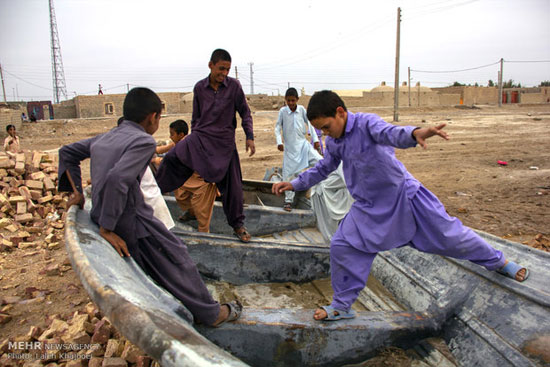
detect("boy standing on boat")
[274,87,322,211]
[272,90,528,321]
[156,48,255,243]
[58,87,241,327]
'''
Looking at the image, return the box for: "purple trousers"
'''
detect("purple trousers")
[131,236,220,325]
[329,186,505,312]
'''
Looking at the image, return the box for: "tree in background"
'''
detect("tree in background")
[503,79,521,88]
[488,80,495,87]
[539,81,550,87]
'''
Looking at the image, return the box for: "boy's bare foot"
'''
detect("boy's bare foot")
[498,260,529,282]
[314,308,329,320]
[234,227,251,243]
[211,300,243,327]
[212,305,230,326]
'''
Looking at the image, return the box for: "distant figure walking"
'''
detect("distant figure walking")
[98,84,103,95]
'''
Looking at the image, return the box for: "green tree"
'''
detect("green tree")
[451,81,465,87]
[488,80,495,87]
[503,79,522,88]
[540,81,550,87]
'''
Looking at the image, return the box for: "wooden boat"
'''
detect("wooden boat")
[64,179,550,367]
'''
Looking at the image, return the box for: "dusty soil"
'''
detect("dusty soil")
[1,104,549,366]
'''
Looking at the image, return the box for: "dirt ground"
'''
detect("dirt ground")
[1,103,549,366]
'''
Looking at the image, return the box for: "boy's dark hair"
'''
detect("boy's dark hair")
[285,87,299,99]
[6,124,15,132]
[306,90,347,121]
[210,49,231,64]
[169,119,189,136]
[123,87,162,123]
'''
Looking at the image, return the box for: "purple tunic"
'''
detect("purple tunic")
[291,112,504,311]
[292,111,420,252]
[174,76,253,183]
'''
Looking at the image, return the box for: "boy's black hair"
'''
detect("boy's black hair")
[6,124,15,132]
[210,49,232,64]
[169,119,189,136]
[123,87,162,124]
[285,87,299,99]
[117,117,124,126]
[306,90,347,121]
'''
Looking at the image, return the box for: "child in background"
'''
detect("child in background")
[4,124,21,156]
[273,90,528,321]
[58,87,241,326]
[312,127,324,155]
[166,119,219,233]
[274,87,322,211]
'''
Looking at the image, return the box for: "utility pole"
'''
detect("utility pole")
[393,7,401,122]
[235,66,238,80]
[49,0,68,104]
[248,62,254,94]
[408,67,411,107]
[0,63,7,103]
[127,83,129,92]
[498,58,503,107]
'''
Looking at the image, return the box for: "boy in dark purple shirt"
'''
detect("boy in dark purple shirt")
[58,87,241,326]
[156,49,255,242]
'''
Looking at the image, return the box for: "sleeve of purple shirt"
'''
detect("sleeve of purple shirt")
[235,80,254,141]
[98,138,156,231]
[366,113,418,148]
[291,142,341,192]
[58,137,95,194]
[191,84,201,131]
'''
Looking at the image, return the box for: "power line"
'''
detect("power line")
[505,60,550,63]
[411,60,500,73]
[2,68,54,91]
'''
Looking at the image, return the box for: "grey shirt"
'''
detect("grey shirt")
[58,120,185,262]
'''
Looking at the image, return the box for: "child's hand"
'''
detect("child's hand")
[313,142,320,152]
[277,144,284,152]
[413,123,449,149]
[272,182,294,196]
[99,227,130,257]
[246,139,256,157]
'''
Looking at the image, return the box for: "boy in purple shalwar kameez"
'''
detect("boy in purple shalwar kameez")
[273,90,528,321]
[58,87,241,327]
[156,49,255,242]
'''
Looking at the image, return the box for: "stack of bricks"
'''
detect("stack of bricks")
[0,150,67,252]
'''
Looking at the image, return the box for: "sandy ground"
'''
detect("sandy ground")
[1,103,548,366]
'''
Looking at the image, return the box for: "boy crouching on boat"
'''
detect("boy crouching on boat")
[58,87,241,327]
[272,90,528,321]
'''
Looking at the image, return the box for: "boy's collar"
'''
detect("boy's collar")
[344,111,354,135]
[205,74,229,90]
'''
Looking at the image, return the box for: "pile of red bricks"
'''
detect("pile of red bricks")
[0,151,65,253]
[0,302,156,367]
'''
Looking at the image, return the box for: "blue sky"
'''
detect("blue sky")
[1,0,549,101]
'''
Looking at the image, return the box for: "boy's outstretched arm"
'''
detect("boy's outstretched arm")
[413,123,449,149]
[272,182,294,196]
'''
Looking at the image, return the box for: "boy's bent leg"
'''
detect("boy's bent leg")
[217,151,245,229]
[328,232,377,312]
[132,236,220,325]
[155,149,194,193]
[410,186,505,270]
